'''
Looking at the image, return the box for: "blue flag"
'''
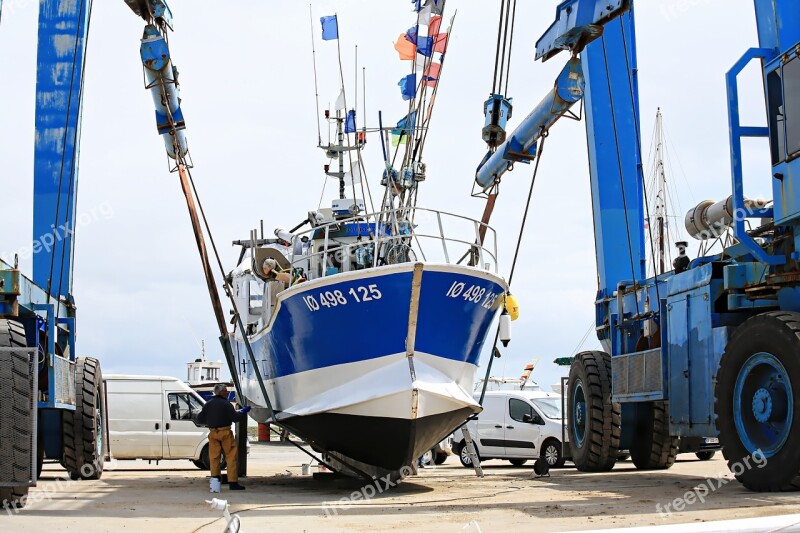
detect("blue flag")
[404,25,419,45]
[417,36,434,57]
[391,111,418,136]
[321,15,338,41]
[399,74,417,101]
[345,110,357,133]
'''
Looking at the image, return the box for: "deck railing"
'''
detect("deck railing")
[286,207,499,278]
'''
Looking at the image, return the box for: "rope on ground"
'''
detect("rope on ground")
[191,486,525,531]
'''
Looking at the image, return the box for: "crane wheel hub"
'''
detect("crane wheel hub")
[734,352,793,458]
[752,388,773,423]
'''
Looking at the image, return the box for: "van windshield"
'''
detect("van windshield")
[532,398,562,420]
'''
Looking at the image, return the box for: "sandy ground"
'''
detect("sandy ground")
[3,442,800,532]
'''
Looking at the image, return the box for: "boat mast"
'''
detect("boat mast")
[320,110,351,201]
[653,108,669,275]
[337,111,345,200]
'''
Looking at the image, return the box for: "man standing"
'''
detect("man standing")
[198,384,251,490]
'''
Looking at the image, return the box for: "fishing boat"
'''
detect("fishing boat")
[227,1,510,478]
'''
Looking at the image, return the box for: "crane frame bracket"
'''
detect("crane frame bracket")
[536,0,629,61]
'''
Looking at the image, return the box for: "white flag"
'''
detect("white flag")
[346,165,362,184]
[335,90,346,111]
[419,5,432,25]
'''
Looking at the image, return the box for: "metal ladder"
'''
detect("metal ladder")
[461,426,484,477]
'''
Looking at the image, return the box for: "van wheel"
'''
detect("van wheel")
[434,452,448,465]
[542,439,565,468]
[696,451,716,461]
[420,449,434,467]
[195,444,227,471]
[458,441,479,468]
[63,357,107,480]
[509,459,528,466]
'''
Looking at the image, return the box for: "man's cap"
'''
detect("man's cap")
[214,383,227,395]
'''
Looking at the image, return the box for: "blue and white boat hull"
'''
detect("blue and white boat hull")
[232,262,507,473]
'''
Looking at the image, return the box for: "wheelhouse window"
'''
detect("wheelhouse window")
[248,279,264,313]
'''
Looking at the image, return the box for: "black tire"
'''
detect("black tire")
[509,458,528,467]
[617,453,630,461]
[567,351,620,472]
[196,444,227,471]
[696,451,716,461]
[0,486,29,511]
[715,311,800,492]
[630,401,678,470]
[458,441,478,468]
[541,439,565,468]
[0,320,31,508]
[433,452,448,465]
[63,357,106,480]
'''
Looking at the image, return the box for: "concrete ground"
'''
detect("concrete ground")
[3,442,800,532]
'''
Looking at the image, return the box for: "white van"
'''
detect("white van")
[105,375,220,470]
[453,390,566,468]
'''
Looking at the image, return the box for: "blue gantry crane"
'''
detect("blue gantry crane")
[0,0,186,508]
[476,0,800,491]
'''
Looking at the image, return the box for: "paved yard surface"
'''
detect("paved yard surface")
[3,443,800,532]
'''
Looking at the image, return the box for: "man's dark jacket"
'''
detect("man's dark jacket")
[197,395,242,428]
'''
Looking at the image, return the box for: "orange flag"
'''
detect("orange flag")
[433,33,449,54]
[423,62,441,87]
[429,15,443,35]
[394,34,416,60]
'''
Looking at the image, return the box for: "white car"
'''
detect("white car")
[419,435,455,466]
[453,390,566,468]
[105,375,247,470]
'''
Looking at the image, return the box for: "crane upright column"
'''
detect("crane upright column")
[32,0,92,301]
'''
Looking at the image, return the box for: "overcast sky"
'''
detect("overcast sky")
[0,0,770,390]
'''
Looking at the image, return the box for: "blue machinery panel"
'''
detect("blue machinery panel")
[33,0,92,300]
[666,265,718,436]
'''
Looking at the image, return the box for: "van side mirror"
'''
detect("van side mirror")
[522,413,533,423]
